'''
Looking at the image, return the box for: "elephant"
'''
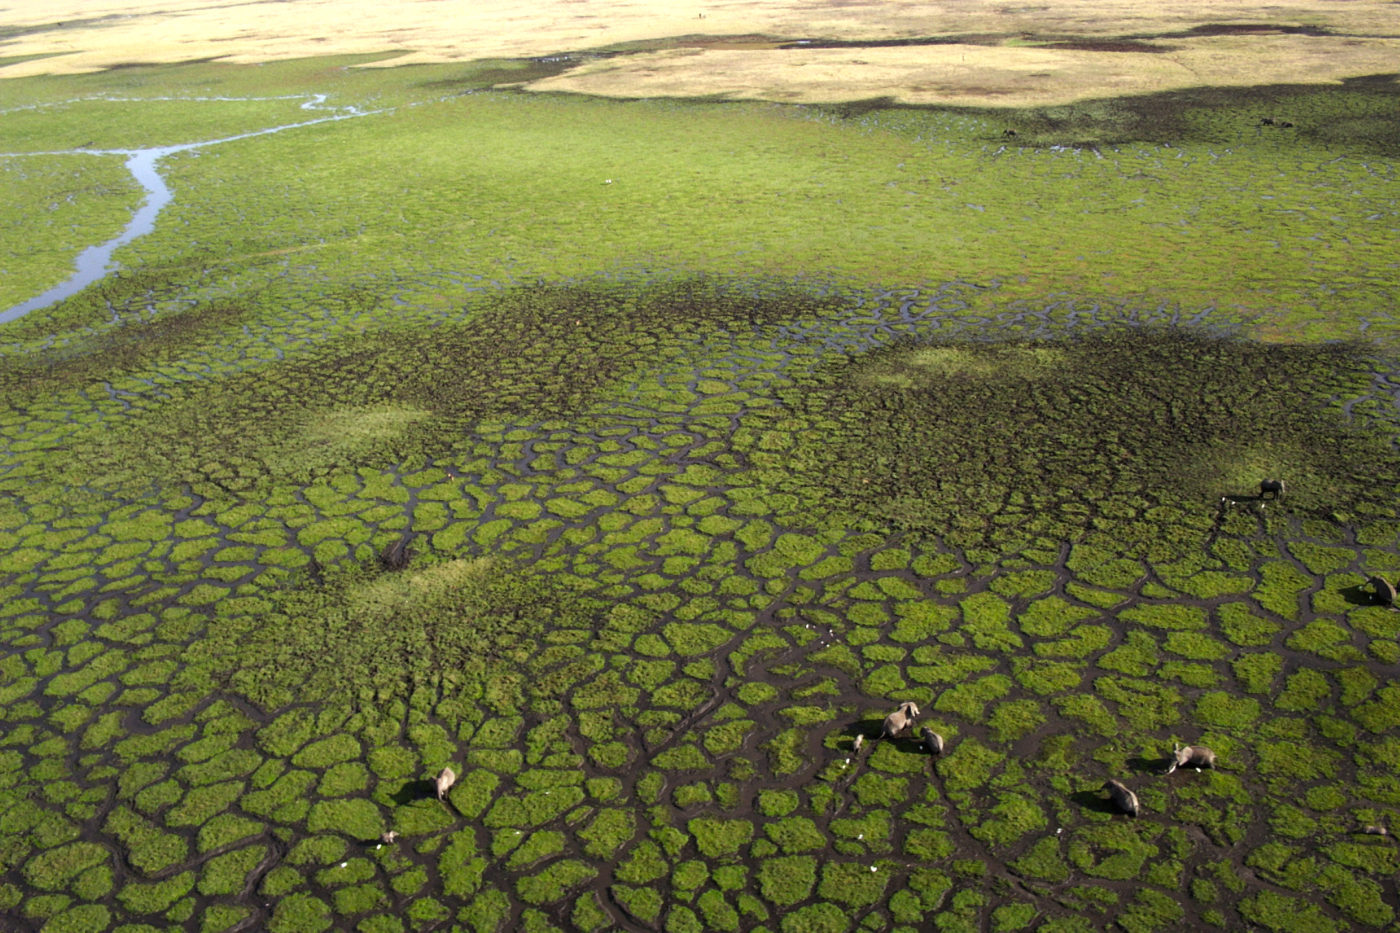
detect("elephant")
[921,727,945,755]
[1259,479,1286,501]
[1103,779,1140,817]
[881,701,920,739]
[380,532,414,571]
[1163,744,1217,775]
[1367,575,1397,607]
[435,766,456,801]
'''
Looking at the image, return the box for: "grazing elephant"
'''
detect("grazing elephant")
[1259,479,1286,501]
[921,727,945,755]
[435,766,456,801]
[380,532,414,571]
[1163,744,1217,775]
[1367,575,1397,607]
[1102,779,1140,817]
[881,701,920,739]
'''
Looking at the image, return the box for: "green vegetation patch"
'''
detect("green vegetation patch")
[781,332,1396,559]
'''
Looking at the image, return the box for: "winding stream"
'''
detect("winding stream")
[0,95,384,324]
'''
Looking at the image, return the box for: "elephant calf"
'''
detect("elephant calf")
[1163,744,1217,775]
[881,701,920,739]
[1259,478,1286,501]
[1102,779,1139,817]
[920,727,944,755]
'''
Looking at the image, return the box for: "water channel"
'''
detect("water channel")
[0,95,383,324]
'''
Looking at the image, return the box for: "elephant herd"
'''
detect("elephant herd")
[1102,744,1220,817]
[874,701,1216,818]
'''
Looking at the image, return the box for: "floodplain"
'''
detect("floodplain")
[2,13,1400,933]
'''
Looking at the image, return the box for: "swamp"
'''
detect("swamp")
[2,4,1400,931]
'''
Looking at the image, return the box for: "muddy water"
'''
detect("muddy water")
[0,96,384,325]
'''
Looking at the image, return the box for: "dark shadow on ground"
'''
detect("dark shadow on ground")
[1071,789,1125,815]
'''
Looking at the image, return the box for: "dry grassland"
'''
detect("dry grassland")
[2,0,1398,104]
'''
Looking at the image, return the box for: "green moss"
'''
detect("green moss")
[23,842,108,891]
[268,893,332,933]
[517,859,596,905]
[197,845,265,896]
[117,872,196,914]
[1010,837,1070,883]
[987,699,1046,743]
[688,818,752,858]
[104,807,187,875]
[196,813,264,854]
[1238,890,1342,933]
[1194,691,1260,729]
[612,884,663,924]
[757,855,817,907]
[1068,824,1159,881]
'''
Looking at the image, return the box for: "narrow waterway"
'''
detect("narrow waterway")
[0,95,383,324]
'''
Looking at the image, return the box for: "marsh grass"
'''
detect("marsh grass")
[781,331,1399,558]
[1,51,1399,933]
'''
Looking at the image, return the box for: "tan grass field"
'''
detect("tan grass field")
[2,0,1398,105]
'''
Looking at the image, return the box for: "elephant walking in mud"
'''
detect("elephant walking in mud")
[435,766,456,801]
[1367,575,1397,607]
[921,727,944,755]
[1259,478,1286,501]
[1102,779,1140,817]
[1163,744,1217,774]
[881,701,920,739]
[380,532,414,571]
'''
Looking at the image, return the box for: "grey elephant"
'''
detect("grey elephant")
[435,766,456,801]
[381,532,414,571]
[1367,575,1397,607]
[920,727,944,755]
[1259,479,1286,501]
[1163,744,1217,774]
[881,701,920,739]
[1102,779,1139,817]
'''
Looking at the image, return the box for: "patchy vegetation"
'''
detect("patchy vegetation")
[1,52,1399,932]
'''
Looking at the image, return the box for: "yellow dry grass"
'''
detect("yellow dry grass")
[531,35,1400,108]
[2,1,1396,104]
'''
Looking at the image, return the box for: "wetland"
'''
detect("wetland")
[1,23,1400,933]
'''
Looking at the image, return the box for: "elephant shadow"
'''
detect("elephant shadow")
[1127,755,1170,776]
[391,779,439,806]
[1341,583,1382,607]
[1069,788,1122,815]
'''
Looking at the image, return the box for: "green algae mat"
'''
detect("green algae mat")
[3,57,1400,932]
